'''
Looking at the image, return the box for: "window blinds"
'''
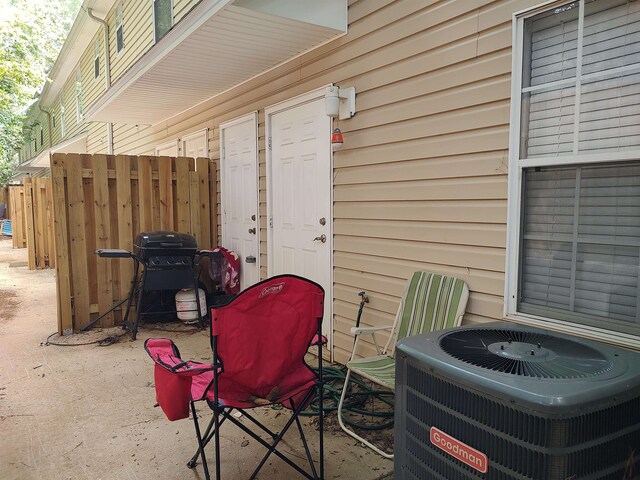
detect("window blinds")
[520,164,640,334]
[524,0,640,158]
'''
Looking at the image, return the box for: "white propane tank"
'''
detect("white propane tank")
[175,288,207,322]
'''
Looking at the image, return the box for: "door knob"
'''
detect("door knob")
[313,234,326,243]
[248,228,256,234]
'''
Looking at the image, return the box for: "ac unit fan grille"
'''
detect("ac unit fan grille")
[439,328,613,378]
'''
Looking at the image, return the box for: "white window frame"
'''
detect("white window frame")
[75,68,83,124]
[93,38,100,79]
[505,0,640,349]
[115,2,124,53]
[152,0,173,43]
[181,128,209,158]
[60,97,65,138]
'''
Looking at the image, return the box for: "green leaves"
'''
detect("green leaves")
[0,0,81,185]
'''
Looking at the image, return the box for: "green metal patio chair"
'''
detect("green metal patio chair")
[337,271,469,458]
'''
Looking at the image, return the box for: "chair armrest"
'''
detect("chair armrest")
[351,325,393,335]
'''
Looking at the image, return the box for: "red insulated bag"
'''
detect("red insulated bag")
[144,338,213,421]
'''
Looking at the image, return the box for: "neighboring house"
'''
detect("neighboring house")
[17,0,640,362]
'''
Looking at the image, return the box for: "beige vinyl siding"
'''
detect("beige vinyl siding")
[18,110,47,162]
[111,123,156,154]
[62,72,83,139]
[50,102,62,147]
[39,117,46,151]
[87,123,109,154]
[109,0,154,84]
[60,31,102,141]
[174,0,198,24]
[81,33,106,111]
[103,0,548,363]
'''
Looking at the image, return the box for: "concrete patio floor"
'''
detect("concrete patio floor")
[0,239,394,479]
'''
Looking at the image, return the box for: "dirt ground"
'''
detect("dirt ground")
[0,238,394,480]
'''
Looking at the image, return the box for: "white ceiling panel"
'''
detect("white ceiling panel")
[86,1,346,125]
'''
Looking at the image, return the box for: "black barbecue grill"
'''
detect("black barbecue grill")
[133,231,198,291]
[97,231,204,340]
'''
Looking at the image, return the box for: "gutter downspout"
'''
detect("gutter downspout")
[86,7,114,155]
[38,106,53,148]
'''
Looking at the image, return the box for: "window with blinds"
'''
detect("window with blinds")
[75,69,83,124]
[519,164,640,334]
[514,0,640,337]
[522,0,640,159]
[93,38,100,79]
[153,0,172,42]
[116,3,124,53]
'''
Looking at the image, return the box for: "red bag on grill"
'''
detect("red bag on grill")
[205,247,240,294]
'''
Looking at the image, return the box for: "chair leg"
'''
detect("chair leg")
[213,403,222,480]
[188,409,235,468]
[337,368,394,459]
[236,388,319,480]
[190,401,211,480]
[227,412,315,480]
[292,402,319,479]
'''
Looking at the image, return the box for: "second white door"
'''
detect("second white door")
[220,113,260,290]
[267,92,332,343]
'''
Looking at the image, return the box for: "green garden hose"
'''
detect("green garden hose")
[301,365,394,431]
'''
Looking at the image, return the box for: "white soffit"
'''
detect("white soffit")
[86,0,347,125]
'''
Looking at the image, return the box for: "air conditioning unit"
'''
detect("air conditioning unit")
[394,322,640,479]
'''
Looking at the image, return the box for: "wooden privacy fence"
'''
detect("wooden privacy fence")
[51,153,217,335]
[8,186,27,248]
[0,187,7,216]
[8,179,55,269]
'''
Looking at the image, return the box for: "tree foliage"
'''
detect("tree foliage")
[0,0,81,185]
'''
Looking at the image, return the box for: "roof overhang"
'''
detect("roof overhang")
[86,0,347,125]
[29,132,89,169]
[41,0,118,107]
[15,160,43,174]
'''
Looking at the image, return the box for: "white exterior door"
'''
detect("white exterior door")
[220,113,260,290]
[155,140,178,157]
[266,91,332,343]
[182,129,208,158]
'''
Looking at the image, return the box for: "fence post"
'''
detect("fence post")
[34,178,47,268]
[92,154,114,327]
[158,156,174,231]
[51,157,73,335]
[138,156,154,232]
[175,157,191,234]
[189,171,201,245]
[210,161,218,245]
[45,178,56,268]
[116,155,134,314]
[23,178,37,269]
[65,153,90,329]
[196,157,211,248]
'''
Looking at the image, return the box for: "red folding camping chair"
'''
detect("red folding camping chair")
[144,274,325,480]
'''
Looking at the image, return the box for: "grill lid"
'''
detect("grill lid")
[134,231,197,254]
